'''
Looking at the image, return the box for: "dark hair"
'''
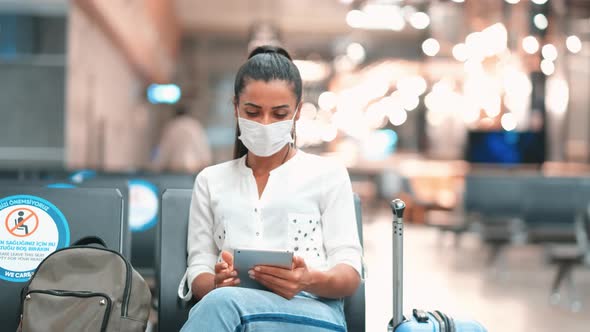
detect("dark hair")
[233,45,303,159]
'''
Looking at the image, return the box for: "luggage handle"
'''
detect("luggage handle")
[412,309,429,323]
[391,199,406,329]
[72,236,108,248]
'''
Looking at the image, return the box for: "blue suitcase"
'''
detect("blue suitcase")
[387,199,487,332]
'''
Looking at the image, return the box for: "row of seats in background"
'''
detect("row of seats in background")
[0,169,197,331]
[424,173,590,312]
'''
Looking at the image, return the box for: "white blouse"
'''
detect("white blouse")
[178,150,363,301]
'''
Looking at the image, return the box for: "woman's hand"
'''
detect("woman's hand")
[249,256,312,299]
[214,251,240,288]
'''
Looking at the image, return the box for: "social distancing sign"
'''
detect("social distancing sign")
[0,195,70,283]
[6,207,39,237]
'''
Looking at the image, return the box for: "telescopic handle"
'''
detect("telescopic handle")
[390,198,406,329]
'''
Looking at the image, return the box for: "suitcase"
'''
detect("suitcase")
[387,199,487,332]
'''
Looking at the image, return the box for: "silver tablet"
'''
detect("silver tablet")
[233,248,293,290]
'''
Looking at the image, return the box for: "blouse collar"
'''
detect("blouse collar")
[238,149,302,176]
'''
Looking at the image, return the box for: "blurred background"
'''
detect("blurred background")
[1,0,590,331]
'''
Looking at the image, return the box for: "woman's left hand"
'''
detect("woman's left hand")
[249,256,312,299]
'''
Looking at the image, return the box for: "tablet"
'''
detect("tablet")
[233,248,293,290]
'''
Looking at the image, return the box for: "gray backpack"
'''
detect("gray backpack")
[17,237,151,332]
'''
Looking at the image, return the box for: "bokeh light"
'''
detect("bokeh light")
[422,38,440,57]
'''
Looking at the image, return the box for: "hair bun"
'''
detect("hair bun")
[248,45,292,61]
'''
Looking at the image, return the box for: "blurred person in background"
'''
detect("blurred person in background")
[179,45,362,331]
[152,105,212,173]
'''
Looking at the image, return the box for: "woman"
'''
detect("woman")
[179,45,362,332]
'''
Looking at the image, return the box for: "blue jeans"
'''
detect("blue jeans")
[180,287,347,332]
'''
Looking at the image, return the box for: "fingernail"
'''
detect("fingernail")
[231,271,237,276]
[235,279,240,284]
[254,267,260,272]
[248,270,255,279]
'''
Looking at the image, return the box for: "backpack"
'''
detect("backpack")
[16,237,151,332]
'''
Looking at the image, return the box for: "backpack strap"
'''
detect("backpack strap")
[73,236,107,248]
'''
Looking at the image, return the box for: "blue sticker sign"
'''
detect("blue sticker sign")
[46,183,76,189]
[128,179,159,232]
[0,195,70,282]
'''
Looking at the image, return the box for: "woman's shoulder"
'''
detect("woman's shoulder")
[297,151,348,175]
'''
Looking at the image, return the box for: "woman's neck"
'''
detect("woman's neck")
[246,144,295,175]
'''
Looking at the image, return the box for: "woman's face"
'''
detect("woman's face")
[235,80,301,124]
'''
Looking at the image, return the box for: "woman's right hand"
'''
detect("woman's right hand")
[214,250,240,288]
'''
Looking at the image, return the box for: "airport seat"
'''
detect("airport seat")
[77,178,132,259]
[545,215,589,311]
[0,169,71,182]
[133,174,195,277]
[521,177,580,244]
[0,187,125,332]
[463,174,530,264]
[156,189,366,332]
[422,175,484,245]
[465,174,529,225]
[80,173,195,277]
[426,174,529,253]
[545,180,590,311]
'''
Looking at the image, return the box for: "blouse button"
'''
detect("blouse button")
[294,246,299,251]
[256,232,260,236]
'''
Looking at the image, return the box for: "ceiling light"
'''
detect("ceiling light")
[541,44,557,61]
[422,38,440,57]
[522,36,540,54]
[566,35,582,54]
[534,14,548,30]
[409,12,430,30]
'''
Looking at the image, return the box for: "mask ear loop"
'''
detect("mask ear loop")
[291,124,297,148]
[291,105,300,148]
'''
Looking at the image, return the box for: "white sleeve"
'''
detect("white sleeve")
[320,164,363,277]
[179,170,219,301]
